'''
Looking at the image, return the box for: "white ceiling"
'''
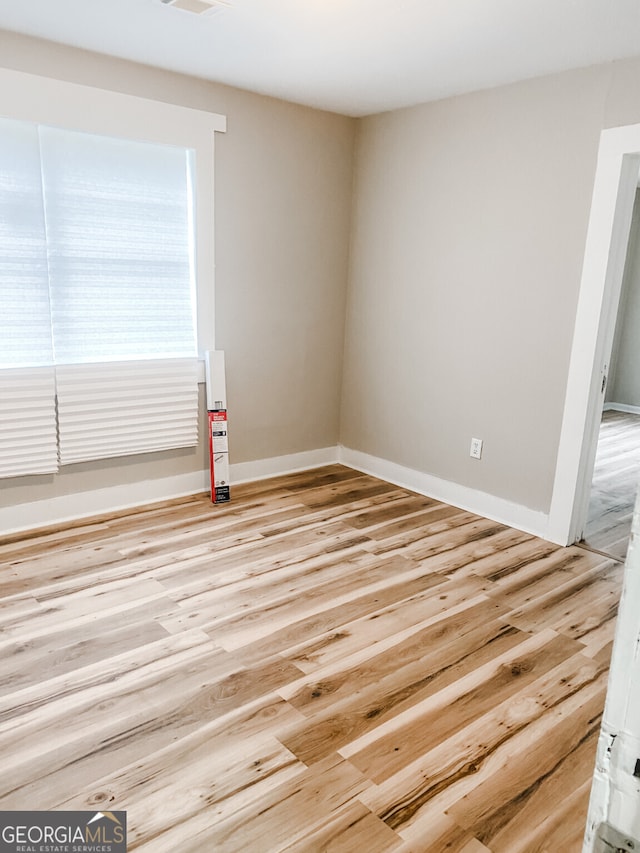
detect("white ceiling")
[2,0,640,116]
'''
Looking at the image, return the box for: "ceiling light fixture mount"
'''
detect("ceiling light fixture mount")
[158,0,232,17]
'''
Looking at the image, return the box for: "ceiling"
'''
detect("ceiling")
[2,0,640,116]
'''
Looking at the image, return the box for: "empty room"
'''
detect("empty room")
[2,2,640,851]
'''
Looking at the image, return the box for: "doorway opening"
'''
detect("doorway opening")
[581,409,640,559]
[547,126,640,549]
[580,189,640,561]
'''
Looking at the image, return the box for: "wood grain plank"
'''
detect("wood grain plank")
[277,575,491,674]
[0,465,618,852]
[360,666,607,837]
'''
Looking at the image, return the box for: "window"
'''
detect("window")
[0,119,200,476]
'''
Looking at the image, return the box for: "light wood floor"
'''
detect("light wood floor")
[0,466,623,852]
[582,409,640,560]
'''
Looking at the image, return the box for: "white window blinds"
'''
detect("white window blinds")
[0,120,199,479]
[0,119,57,478]
[56,360,199,465]
[39,126,197,364]
[0,119,53,369]
[0,368,58,478]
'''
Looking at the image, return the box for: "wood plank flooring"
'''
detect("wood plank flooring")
[0,466,623,852]
[582,409,640,560]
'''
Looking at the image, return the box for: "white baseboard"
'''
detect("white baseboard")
[1,444,550,542]
[0,447,341,537]
[603,402,640,415]
[0,469,210,537]
[230,447,339,484]
[338,445,550,540]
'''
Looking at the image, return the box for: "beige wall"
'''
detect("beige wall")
[340,63,634,513]
[0,32,355,514]
[8,31,640,524]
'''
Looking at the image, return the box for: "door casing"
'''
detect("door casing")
[547,126,640,545]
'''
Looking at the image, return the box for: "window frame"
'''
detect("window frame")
[0,67,226,362]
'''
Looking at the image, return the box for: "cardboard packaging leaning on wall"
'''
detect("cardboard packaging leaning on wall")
[205,351,229,503]
[208,409,229,503]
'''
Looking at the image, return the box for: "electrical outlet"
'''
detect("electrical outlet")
[470,437,483,459]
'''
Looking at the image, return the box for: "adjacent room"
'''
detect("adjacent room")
[581,187,640,560]
[2,2,640,850]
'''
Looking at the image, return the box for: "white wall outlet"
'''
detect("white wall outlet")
[470,437,483,459]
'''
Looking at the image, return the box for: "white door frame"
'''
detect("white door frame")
[547,124,640,546]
